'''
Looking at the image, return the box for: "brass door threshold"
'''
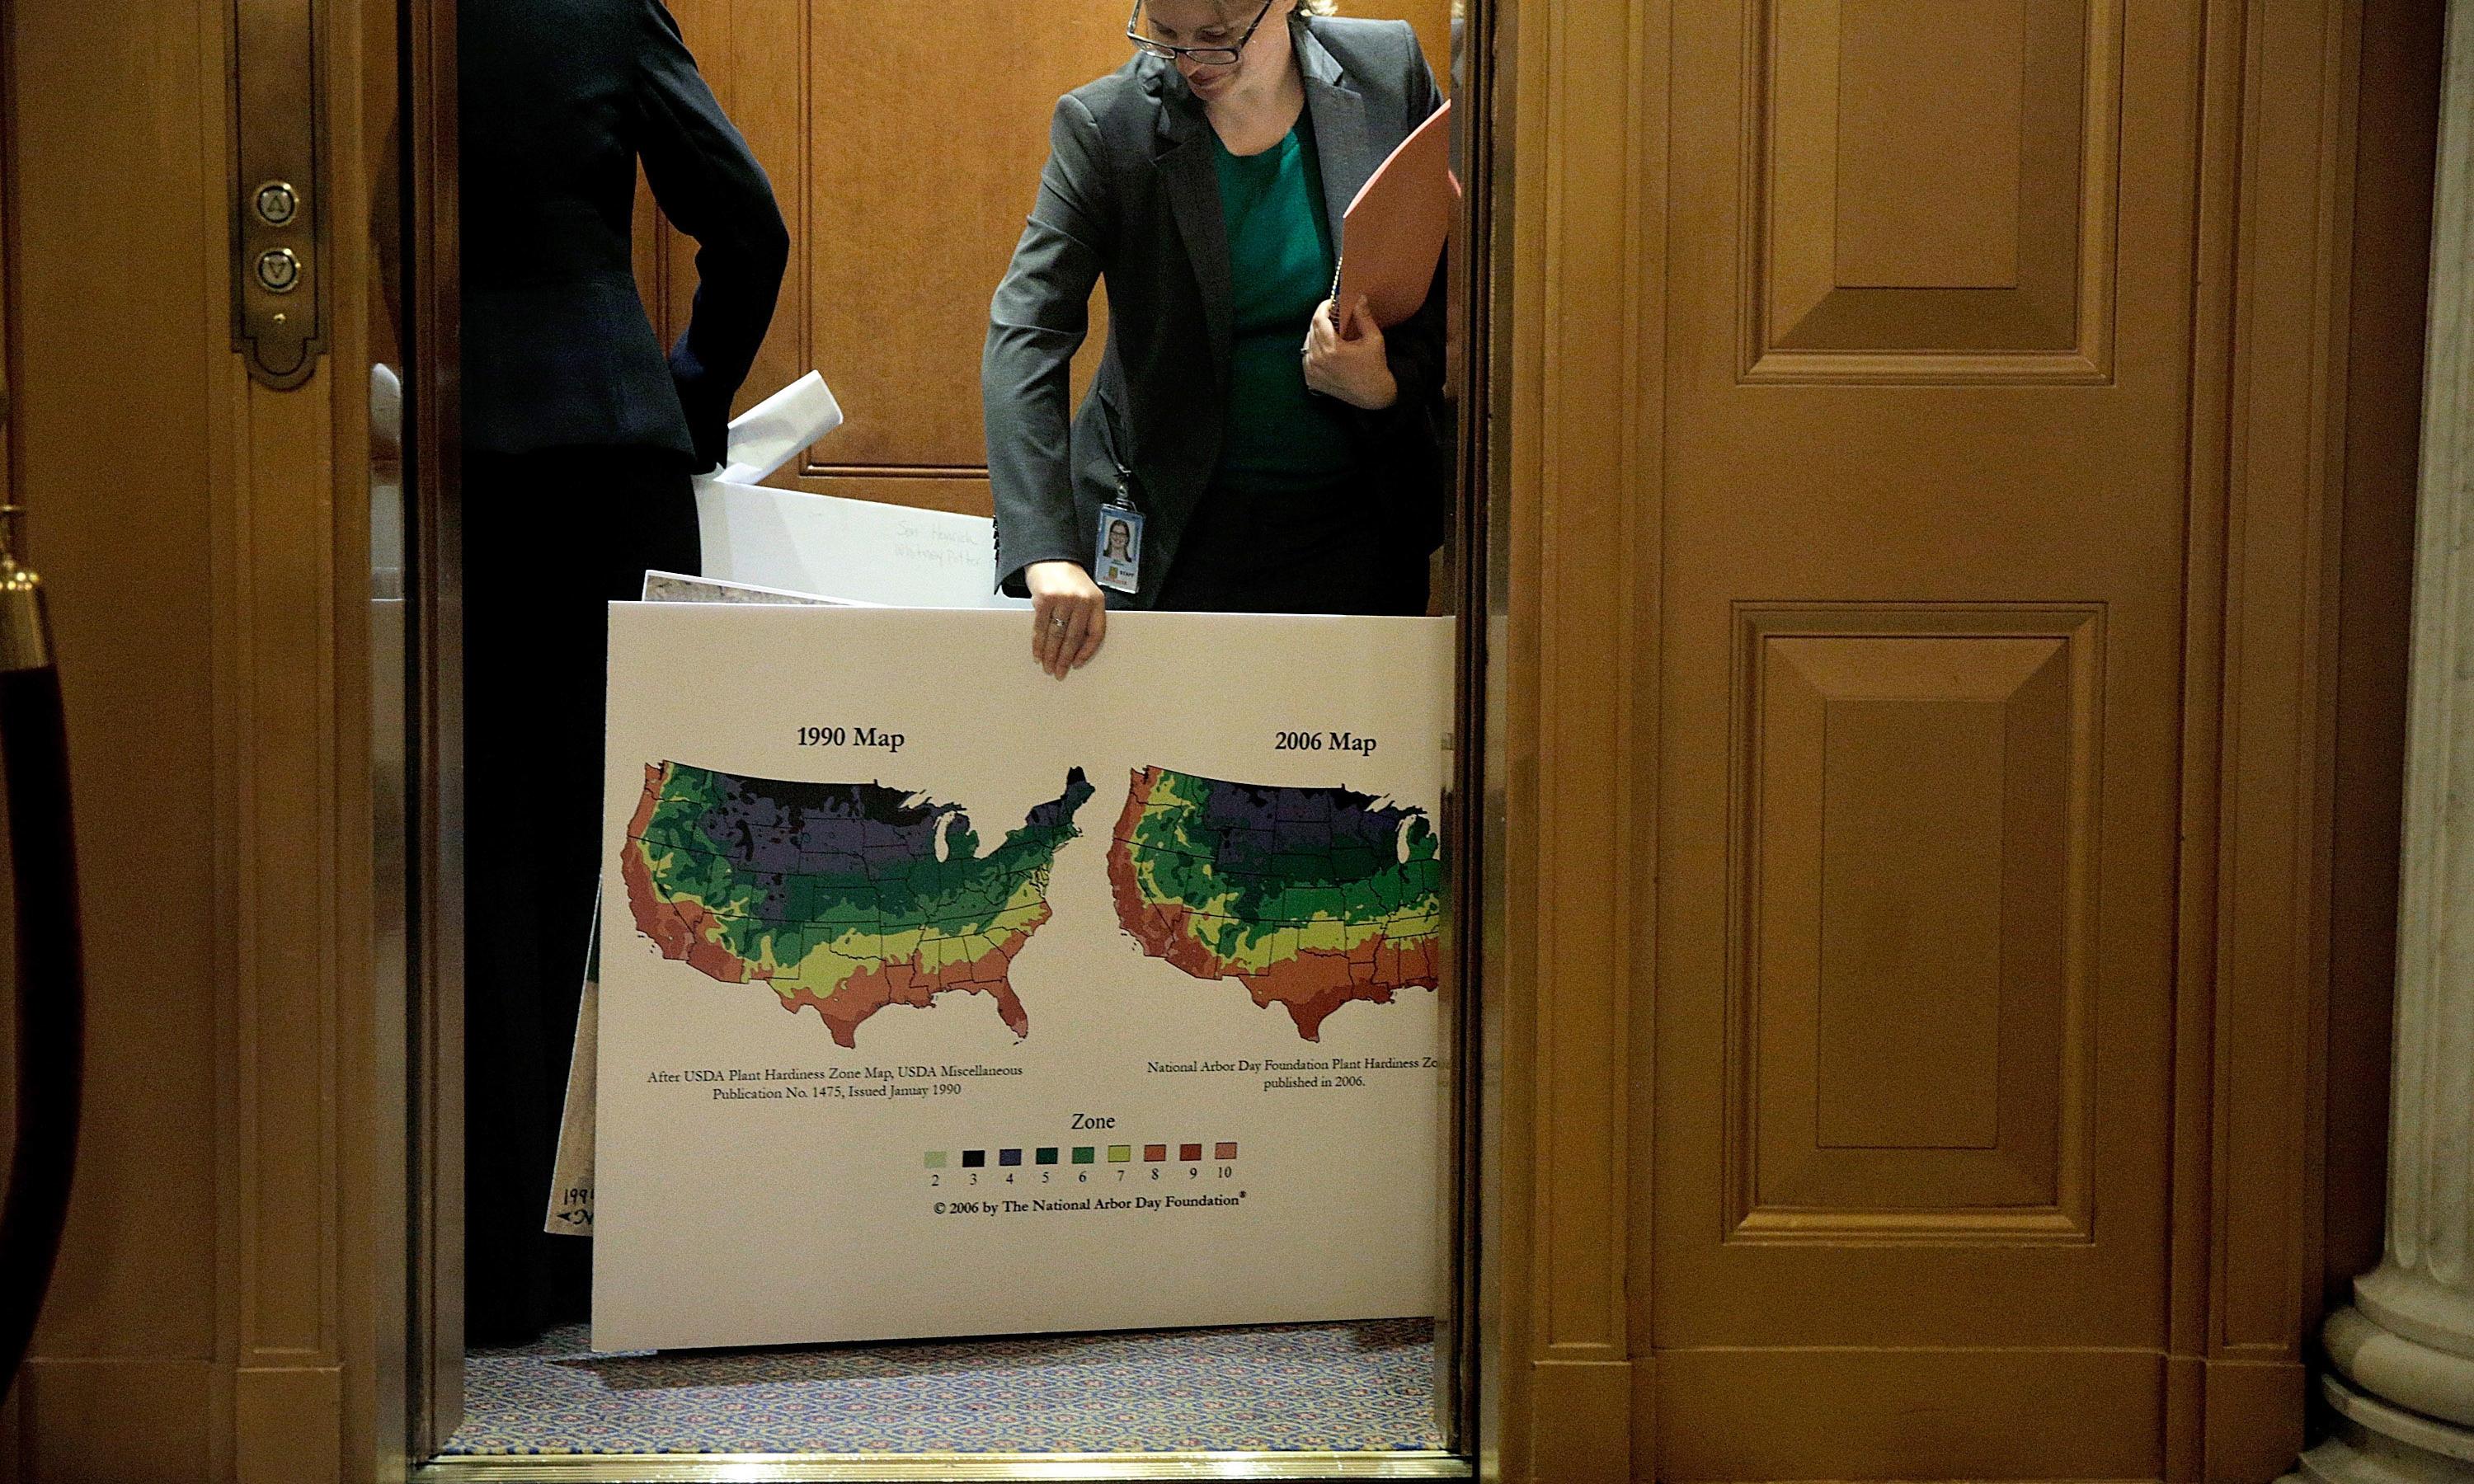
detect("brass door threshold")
[416,1449,1472,1482]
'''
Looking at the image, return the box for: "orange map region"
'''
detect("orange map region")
[769,917,1042,1050]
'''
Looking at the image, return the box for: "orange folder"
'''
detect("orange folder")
[1333,100,1460,330]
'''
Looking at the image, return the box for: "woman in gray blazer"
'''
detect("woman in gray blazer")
[985,0,1452,678]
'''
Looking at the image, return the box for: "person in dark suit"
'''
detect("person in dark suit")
[459,0,788,1344]
[985,0,1451,678]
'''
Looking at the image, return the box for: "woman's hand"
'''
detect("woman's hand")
[1026,560,1107,679]
[1304,295,1399,411]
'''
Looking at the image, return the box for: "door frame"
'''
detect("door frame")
[382,0,1507,1479]
[397,0,465,1466]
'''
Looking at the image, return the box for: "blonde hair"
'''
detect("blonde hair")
[1185,0,1334,23]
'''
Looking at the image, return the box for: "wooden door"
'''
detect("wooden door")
[1650,0,2360,1475]
[1492,0,2380,1478]
[642,0,1456,517]
[1651,1,2176,1472]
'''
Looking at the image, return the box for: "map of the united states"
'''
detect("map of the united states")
[622,763,1094,1046]
[1107,767,1442,1040]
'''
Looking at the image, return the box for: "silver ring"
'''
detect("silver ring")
[1051,617,1068,629]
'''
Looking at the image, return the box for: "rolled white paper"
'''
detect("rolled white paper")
[713,370,844,486]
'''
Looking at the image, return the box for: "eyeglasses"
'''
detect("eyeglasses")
[1125,0,1278,68]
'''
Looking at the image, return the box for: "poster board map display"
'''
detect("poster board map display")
[595,606,1452,1351]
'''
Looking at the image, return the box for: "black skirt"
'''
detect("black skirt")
[1155,477,1429,616]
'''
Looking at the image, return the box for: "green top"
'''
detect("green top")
[1211,112,1359,493]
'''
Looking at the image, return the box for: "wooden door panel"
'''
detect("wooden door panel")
[651,1,1456,519]
[801,4,1126,479]
[1651,0,2188,1471]
[1737,609,2097,1240]
[1747,0,2118,378]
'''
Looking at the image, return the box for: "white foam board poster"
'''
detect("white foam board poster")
[592,605,1451,1351]
[693,481,1024,611]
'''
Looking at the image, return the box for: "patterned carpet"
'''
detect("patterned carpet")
[446,1320,1442,1454]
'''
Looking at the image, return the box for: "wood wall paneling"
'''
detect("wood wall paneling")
[643,0,1127,517]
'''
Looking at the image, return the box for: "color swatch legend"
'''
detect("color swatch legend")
[929,1139,1239,1168]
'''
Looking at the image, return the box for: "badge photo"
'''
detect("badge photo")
[1095,505,1145,594]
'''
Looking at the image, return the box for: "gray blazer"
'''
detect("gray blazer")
[982,16,1451,605]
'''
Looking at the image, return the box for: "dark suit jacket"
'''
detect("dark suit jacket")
[460,0,788,469]
[983,16,1451,605]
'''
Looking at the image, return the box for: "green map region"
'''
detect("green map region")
[1107,766,1442,1040]
[622,763,1095,1047]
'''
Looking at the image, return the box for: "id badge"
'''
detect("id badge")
[1094,505,1145,594]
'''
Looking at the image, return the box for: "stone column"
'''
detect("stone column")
[2298,2,2474,1478]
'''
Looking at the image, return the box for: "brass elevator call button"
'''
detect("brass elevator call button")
[253,181,299,228]
[255,247,301,294]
